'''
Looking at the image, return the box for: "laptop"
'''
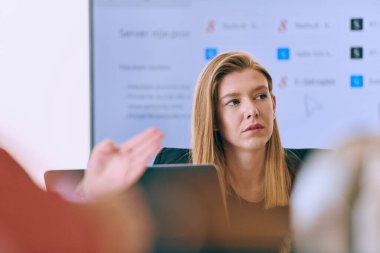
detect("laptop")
[44,169,84,201]
[44,164,229,249]
[45,165,287,252]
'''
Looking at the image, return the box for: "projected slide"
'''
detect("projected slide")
[92,0,380,148]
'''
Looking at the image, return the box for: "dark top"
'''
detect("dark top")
[154,147,316,181]
[153,147,318,252]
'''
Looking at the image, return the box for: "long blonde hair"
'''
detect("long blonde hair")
[191,51,291,208]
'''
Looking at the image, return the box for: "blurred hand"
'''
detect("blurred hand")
[77,128,164,201]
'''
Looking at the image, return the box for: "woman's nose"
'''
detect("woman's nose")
[244,102,259,119]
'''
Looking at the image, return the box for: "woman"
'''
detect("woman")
[192,51,291,209]
[156,51,298,206]
[155,51,303,251]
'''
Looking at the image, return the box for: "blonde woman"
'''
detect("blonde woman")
[154,51,311,251]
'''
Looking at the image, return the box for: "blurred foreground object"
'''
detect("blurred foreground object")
[78,128,164,201]
[292,136,380,253]
[0,148,154,253]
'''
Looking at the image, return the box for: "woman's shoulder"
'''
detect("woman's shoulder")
[153,147,191,164]
[153,147,326,173]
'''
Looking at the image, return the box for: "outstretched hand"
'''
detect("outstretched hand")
[77,128,164,201]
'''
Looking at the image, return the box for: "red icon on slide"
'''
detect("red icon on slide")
[278,19,288,33]
[278,76,288,89]
[206,20,216,33]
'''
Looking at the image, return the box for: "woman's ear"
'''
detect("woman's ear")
[271,94,277,115]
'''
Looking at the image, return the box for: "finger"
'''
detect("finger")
[129,141,162,169]
[120,128,163,154]
[122,143,162,187]
[92,139,117,157]
[122,129,163,158]
[88,139,117,168]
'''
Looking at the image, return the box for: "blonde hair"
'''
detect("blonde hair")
[191,51,291,208]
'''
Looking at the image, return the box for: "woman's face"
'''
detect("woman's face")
[216,68,276,152]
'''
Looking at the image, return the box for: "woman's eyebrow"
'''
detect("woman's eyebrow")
[219,84,269,100]
[219,92,240,101]
[254,85,269,92]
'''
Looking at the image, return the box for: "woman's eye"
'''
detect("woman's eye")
[226,99,240,106]
[255,93,268,100]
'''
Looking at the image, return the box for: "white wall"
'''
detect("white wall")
[0,0,90,187]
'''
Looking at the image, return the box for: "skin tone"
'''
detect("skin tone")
[78,128,164,200]
[217,69,276,203]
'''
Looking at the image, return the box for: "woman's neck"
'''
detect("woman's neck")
[224,146,266,203]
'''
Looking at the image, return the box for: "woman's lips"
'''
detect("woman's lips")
[243,123,264,133]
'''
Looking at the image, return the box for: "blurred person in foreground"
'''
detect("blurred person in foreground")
[292,135,380,253]
[0,128,163,253]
